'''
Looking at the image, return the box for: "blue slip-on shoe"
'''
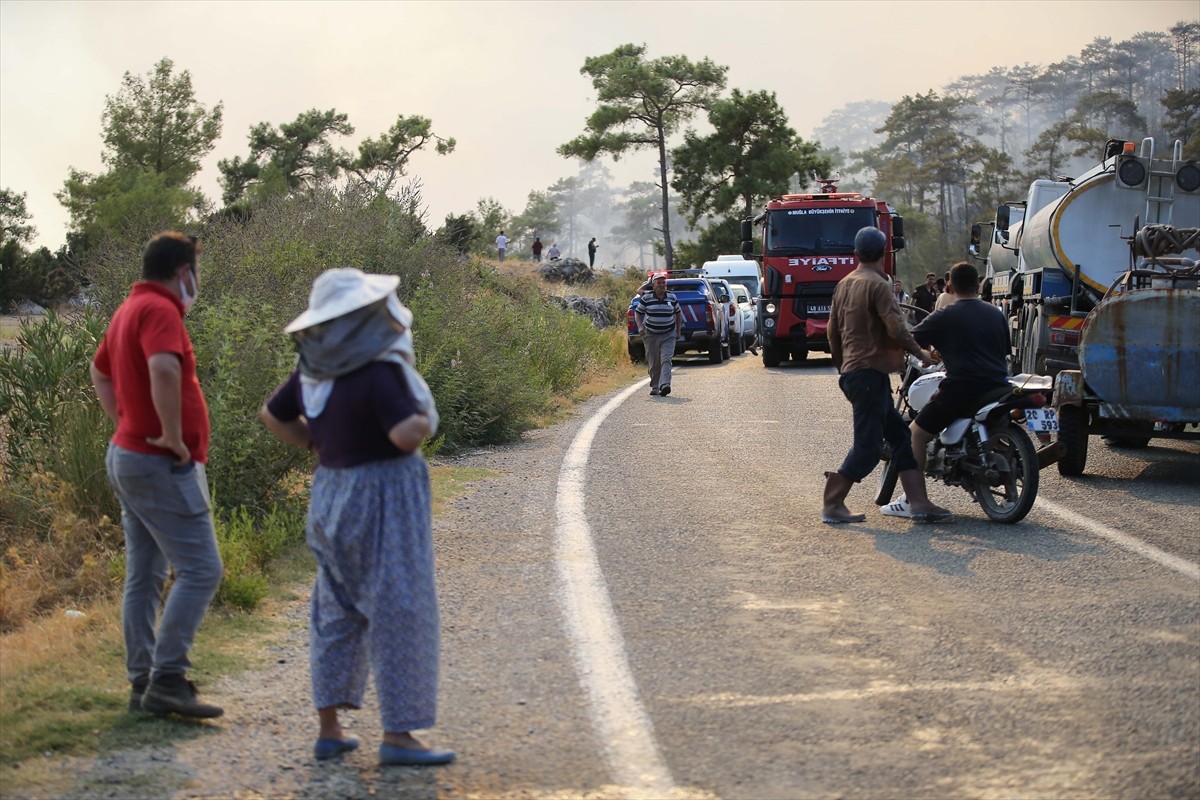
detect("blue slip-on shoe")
[379,743,456,766]
[314,736,359,760]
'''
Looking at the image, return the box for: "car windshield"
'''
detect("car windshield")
[766,207,877,256]
[728,277,760,297]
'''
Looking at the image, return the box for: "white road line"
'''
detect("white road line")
[1038,497,1200,581]
[555,377,677,799]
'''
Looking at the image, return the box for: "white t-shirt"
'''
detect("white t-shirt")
[495,235,508,249]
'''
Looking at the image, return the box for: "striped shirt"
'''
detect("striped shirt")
[639,291,681,334]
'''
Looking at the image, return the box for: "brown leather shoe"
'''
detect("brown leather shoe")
[141,674,224,719]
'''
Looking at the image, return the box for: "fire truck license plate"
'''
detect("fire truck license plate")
[1025,408,1058,432]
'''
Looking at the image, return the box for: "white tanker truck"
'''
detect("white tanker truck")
[986,137,1200,476]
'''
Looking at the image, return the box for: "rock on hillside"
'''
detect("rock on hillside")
[551,295,612,329]
[538,258,595,285]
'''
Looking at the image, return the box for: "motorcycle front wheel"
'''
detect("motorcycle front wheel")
[975,425,1039,524]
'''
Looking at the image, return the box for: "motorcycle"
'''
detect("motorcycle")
[874,353,1062,524]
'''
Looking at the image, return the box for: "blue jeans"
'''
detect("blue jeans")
[105,444,223,683]
[837,369,918,483]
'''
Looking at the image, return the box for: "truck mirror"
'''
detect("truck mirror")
[740,219,752,241]
[892,236,906,251]
[892,216,905,238]
[970,223,982,246]
[969,243,980,258]
[996,205,1010,232]
[740,239,753,256]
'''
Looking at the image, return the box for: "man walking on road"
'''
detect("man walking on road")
[90,231,224,719]
[823,228,949,525]
[635,272,682,397]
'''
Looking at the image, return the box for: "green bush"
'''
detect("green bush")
[213,504,306,611]
[0,309,116,523]
[188,296,309,513]
[2,182,624,621]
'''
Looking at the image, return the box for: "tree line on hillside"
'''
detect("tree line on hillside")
[814,20,1199,279]
[2,23,1197,309]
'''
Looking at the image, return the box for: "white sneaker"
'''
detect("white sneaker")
[880,499,912,518]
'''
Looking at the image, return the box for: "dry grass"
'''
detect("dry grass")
[0,474,123,632]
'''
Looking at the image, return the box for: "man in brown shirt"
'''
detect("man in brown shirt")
[822,228,949,524]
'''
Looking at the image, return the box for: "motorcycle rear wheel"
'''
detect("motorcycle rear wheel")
[975,426,1039,524]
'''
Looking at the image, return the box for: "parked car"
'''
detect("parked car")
[729,282,759,352]
[707,277,744,356]
[626,274,728,364]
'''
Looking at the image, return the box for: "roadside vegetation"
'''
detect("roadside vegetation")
[0,184,647,777]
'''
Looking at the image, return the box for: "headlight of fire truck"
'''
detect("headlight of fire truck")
[765,302,777,314]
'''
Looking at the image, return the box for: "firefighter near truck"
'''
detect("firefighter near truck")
[973,137,1200,476]
[741,179,906,367]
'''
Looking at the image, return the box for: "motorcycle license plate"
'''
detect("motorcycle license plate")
[1025,408,1058,432]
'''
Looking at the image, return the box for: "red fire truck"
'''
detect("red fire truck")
[740,180,906,367]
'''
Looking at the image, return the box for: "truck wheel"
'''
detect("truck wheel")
[708,341,723,364]
[722,340,731,360]
[1021,308,1040,374]
[762,344,782,367]
[1056,405,1089,477]
[628,343,645,363]
[730,333,743,356]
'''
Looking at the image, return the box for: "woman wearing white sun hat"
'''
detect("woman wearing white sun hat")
[260,267,453,767]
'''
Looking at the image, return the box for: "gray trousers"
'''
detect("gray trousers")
[105,444,223,684]
[644,329,677,390]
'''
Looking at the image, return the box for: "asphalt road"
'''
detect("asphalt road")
[432,350,1199,800]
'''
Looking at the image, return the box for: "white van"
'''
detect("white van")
[700,255,763,299]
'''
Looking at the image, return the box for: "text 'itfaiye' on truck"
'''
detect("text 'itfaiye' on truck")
[740,178,905,368]
[969,137,1200,476]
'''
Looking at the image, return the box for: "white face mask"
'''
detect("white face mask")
[179,268,198,311]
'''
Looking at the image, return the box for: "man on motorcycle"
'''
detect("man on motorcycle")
[880,262,1011,518]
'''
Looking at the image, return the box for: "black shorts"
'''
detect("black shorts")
[914,378,1009,435]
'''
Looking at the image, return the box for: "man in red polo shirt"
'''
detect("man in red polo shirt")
[90,231,224,719]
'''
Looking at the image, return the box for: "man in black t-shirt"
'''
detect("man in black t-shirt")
[908,262,1010,475]
[911,272,939,314]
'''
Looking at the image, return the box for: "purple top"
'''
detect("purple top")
[266,362,419,468]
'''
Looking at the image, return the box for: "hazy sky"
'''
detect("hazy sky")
[1,0,1196,252]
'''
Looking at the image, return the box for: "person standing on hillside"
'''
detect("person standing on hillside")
[495,231,508,261]
[587,237,598,268]
[531,237,543,262]
[547,242,561,261]
[823,228,950,525]
[261,268,454,767]
[634,272,682,397]
[90,231,224,719]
